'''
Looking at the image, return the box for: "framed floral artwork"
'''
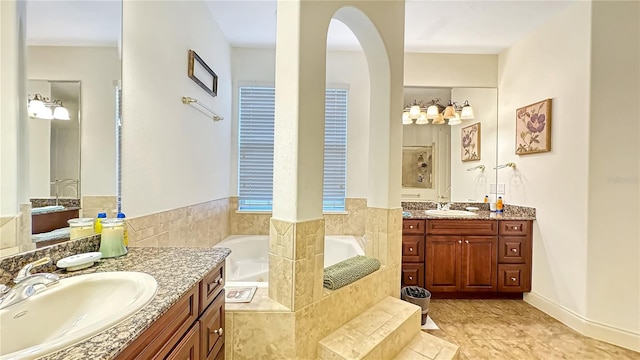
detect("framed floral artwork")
[516,99,552,155]
[461,122,481,162]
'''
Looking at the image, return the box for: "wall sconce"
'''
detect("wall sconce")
[403,98,475,126]
[28,94,70,120]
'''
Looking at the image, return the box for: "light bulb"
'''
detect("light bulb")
[448,113,462,126]
[432,113,445,125]
[53,106,70,120]
[28,99,45,117]
[36,106,53,120]
[402,111,412,125]
[415,112,429,125]
[460,101,475,120]
[426,104,439,119]
[409,104,421,118]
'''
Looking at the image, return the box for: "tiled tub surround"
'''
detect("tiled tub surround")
[225,207,407,360]
[127,197,230,248]
[229,197,367,236]
[0,241,230,360]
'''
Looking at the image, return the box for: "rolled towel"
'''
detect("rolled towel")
[323,255,381,290]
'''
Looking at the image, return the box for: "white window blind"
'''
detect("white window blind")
[238,86,347,212]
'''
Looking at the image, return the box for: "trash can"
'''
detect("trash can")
[401,286,431,325]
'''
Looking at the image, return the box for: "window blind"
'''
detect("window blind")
[238,86,347,212]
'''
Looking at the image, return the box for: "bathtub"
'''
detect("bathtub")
[215,235,364,284]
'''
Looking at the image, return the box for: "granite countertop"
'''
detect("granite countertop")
[403,209,536,221]
[31,206,81,215]
[40,246,231,360]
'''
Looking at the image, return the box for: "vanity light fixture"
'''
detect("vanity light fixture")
[403,98,475,125]
[27,94,71,120]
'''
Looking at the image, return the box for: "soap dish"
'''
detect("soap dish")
[465,206,480,212]
[56,252,102,271]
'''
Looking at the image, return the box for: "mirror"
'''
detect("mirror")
[0,0,122,257]
[402,87,498,203]
[28,80,81,199]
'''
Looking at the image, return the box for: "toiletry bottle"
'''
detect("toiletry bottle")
[117,212,129,248]
[496,196,504,214]
[484,195,489,203]
[94,212,107,234]
[99,218,127,258]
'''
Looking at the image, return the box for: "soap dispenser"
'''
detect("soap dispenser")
[496,196,504,214]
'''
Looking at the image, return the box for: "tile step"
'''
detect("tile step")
[318,296,421,360]
[393,332,460,360]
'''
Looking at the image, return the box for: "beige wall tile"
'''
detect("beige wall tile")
[231,312,295,360]
[324,214,343,235]
[0,216,18,249]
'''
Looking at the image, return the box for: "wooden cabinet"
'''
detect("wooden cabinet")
[421,219,532,298]
[498,221,532,292]
[424,233,497,292]
[116,263,226,360]
[401,219,426,289]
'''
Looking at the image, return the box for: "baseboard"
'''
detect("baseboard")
[524,292,640,352]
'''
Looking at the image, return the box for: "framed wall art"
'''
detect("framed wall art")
[188,49,218,98]
[461,122,481,162]
[516,98,552,155]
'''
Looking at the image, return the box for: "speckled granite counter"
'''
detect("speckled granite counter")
[402,201,536,221]
[403,209,536,221]
[31,206,81,215]
[35,246,231,360]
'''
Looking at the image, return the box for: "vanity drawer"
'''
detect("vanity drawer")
[499,221,529,236]
[200,290,225,360]
[427,220,497,235]
[403,219,425,234]
[402,235,424,262]
[498,264,530,292]
[498,237,527,264]
[199,263,225,314]
[401,263,424,288]
[165,322,201,360]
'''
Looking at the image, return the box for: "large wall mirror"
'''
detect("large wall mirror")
[402,87,498,203]
[0,0,122,257]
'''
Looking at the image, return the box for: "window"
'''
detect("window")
[238,86,347,212]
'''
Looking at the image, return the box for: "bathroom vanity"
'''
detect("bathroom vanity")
[402,211,534,298]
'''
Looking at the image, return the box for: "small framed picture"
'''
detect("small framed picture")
[516,98,552,155]
[461,122,481,162]
[188,49,218,98]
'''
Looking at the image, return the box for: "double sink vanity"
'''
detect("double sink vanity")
[0,240,230,360]
[401,202,536,298]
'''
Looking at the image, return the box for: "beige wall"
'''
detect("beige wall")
[404,53,498,88]
[498,1,639,351]
[122,0,232,218]
[586,0,639,350]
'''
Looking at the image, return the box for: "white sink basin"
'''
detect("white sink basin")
[0,271,157,359]
[425,209,479,217]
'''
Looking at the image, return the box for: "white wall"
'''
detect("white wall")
[498,1,639,351]
[27,80,51,198]
[122,0,232,217]
[498,0,591,319]
[27,46,121,197]
[404,53,498,88]
[231,47,371,200]
[0,0,28,216]
[450,87,497,203]
[586,0,639,350]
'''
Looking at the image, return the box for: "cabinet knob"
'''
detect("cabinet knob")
[217,278,224,286]
[409,247,414,252]
[511,248,518,253]
[213,327,224,336]
[409,225,414,229]
[458,240,462,244]
[510,277,517,282]
[465,240,469,244]
[408,276,413,280]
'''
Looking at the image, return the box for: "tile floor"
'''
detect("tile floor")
[424,299,640,360]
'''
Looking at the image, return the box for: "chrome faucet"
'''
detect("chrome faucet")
[437,202,452,211]
[0,257,60,310]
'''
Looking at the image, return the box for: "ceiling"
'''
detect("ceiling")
[205,0,575,54]
[25,0,574,53]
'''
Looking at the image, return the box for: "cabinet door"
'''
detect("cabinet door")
[166,323,201,360]
[425,236,460,292]
[200,291,225,360]
[460,236,497,292]
[401,263,424,288]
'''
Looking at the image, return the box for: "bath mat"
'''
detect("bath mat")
[323,255,381,290]
[225,286,257,303]
[421,315,439,330]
